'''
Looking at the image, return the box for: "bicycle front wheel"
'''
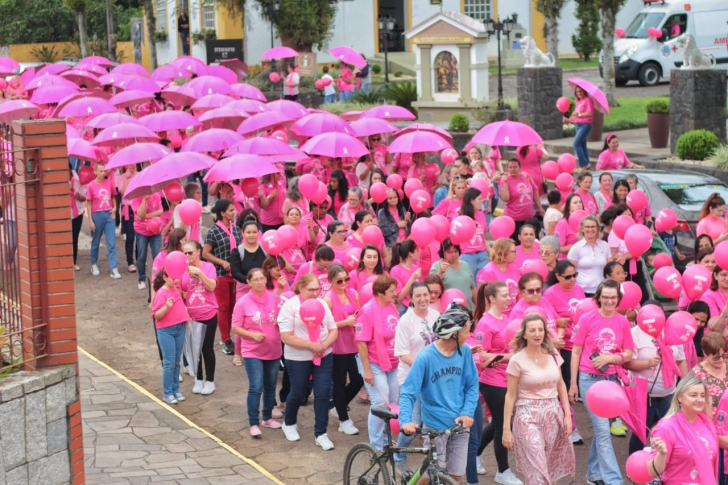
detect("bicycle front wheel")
[342,442,392,485]
[430,472,459,485]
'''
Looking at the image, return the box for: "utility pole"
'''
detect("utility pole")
[105,0,117,62]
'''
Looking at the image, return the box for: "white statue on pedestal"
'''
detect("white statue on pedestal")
[520,36,555,67]
[677,34,716,69]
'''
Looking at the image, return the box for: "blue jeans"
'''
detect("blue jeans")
[357,357,400,450]
[243,357,280,426]
[573,123,593,168]
[360,83,371,93]
[466,398,484,484]
[90,211,117,270]
[628,393,672,455]
[285,354,333,437]
[340,90,353,103]
[136,233,162,283]
[157,323,185,397]
[460,252,488,285]
[579,372,623,484]
[394,397,421,463]
[324,93,336,105]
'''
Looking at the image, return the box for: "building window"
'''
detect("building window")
[464,0,491,21]
[202,0,215,30]
[156,0,167,31]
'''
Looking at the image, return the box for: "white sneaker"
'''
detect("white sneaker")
[315,433,334,451]
[192,380,205,394]
[115,227,121,236]
[329,407,339,419]
[201,381,215,395]
[495,469,523,485]
[138,281,147,290]
[338,419,359,435]
[476,455,486,475]
[74,265,81,271]
[91,265,100,276]
[202,206,211,214]
[110,268,121,279]
[281,423,300,442]
[571,428,584,444]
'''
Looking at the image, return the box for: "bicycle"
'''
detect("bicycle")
[342,405,463,485]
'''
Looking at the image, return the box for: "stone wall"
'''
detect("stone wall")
[0,366,78,485]
[516,67,563,141]
[669,69,727,153]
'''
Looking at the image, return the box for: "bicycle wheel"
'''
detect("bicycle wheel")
[342,442,392,485]
[431,472,459,485]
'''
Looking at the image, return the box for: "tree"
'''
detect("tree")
[571,0,601,61]
[595,0,627,107]
[64,0,90,57]
[0,0,76,44]
[106,0,117,62]
[536,0,567,63]
[143,0,157,69]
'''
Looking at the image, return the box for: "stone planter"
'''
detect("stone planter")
[588,110,604,142]
[647,113,670,149]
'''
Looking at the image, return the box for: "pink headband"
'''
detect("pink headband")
[606,133,618,143]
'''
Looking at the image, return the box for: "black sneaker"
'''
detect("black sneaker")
[222,339,234,355]
[587,480,606,485]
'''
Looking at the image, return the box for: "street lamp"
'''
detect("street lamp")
[378,17,395,83]
[484,16,515,111]
[266,0,281,88]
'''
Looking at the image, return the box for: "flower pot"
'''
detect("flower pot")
[647,113,670,149]
[587,110,604,143]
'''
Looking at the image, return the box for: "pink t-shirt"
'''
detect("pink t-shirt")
[86,178,116,213]
[338,67,354,92]
[517,147,545,196]
[574,97,594,124]
[281,226,308,274]
[328,289,359,355]
[407,163,435,194]
[697,216,727,239]
[302,213,334,258]
[232,290,282,360]
[507,351,564,400]
[701,289,728,317]
[258,178,287,226]
[151,286,189,329]
[372,145,389,173]
[460,211,487,254]
[509,298,560,338]
[514,243,540,274]
[326,241,352,265]
[282,198,309,217]
[555,218,578,260]
[349,269,383,292]
[392,152,412,179]
[132,194,163,237]
[571,308,634,375]
[292,261,331,298]
[356,299,399,370]
[501,174,538,222]
[543,284,586,351]
[474,312,510,387]
[633,200,652,226]
[432,197,462,222]
[597,148,631,170]
[180,262,218,321]
[652,415,718,485]
[477,263,520,315]
[390,263,420,307]
[575,189,598,216]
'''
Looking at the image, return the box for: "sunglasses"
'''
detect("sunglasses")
[524,288,543,296]
[184,251,195,255]
[711,353,726,361]
[370,137,381,142]
[560,273,578,280]
[335,276,351,285]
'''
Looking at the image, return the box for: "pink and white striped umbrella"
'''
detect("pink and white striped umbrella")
[361,104,416,121]
[124,152,218,199]
[236,111,293,136]
[111,63,150,76]
[187,75,232,97]
[180,128,243,153]
[30,85,79,104]
[160,85,198,107]
[198,106,247,130]
[26,74,78,91]
[190,93,236,112]
[57,97,117,117]
[291,112,353,137]
[85,112,140,129]
[110,90,154,109]
[106,143,173,169]
[388,131,452,154]
[92,123,160,147]
[266,99,308,119]
[223,137,307,162]
[139,111,201,132]
[230,83,266,101]
[206,65,238,84]
[300,132,370,158]
[61,69,101,88]
[350,117,398,137]
[204,155,279,182]
[226,98,267,115]
[0,100,39,124]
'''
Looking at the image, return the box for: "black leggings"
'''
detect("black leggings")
[479,383,509,473]
[560,349,572,392]
[332,353,363,421]
[122,212,136,267]
[72,214,83,264]
[196,316,217,382]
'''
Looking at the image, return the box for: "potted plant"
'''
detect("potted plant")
[646,98,670,149]
[155,30,168,42]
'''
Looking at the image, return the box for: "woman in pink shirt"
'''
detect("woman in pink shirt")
[86,161,121,278]
[282,176,310,217]
[432,176,467,222]
[514,224,540,273]
[594,172,614,213]
[596,133,644,171]
[476,238,520,316]
[378,188,410,249]
[323,263,362,435]
[262,255,291,295]
[554,194,583,259]
[516,145,548,196]
[232,267,283,437]
[697,193,728,243]
[350,245,387,292]
[509,273,569,348]
[151,269,190,405]
[337,62,355,102]
[459,187,490,280]
[500,159,544,235]
[324,220,352,263]
[328,170,349,216]
[574,172,598,215]
[180,241,218,396]
[257,172,287,231]
[405,153,434,194]
[304,200,334,259]
[388,240,422,314]
[370,135,391,174]
[280,207,308,277]
[132,192,164,289]
[702,264,728,332]
[567,86,594,170]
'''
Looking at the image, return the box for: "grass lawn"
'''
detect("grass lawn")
[603,96,668,131]
[487,57,599,74]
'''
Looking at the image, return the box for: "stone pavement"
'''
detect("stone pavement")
[80,350,281,485]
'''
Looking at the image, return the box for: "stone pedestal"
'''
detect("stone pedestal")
[670,69,727,153]
[517,67,563,140]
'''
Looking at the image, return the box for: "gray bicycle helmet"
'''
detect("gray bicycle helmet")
[433,305,471,354]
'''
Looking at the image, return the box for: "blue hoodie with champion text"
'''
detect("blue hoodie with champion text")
[399,343,479,431]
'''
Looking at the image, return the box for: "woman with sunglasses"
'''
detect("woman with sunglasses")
[690,332,728,409]
[476,238,519,316]
[378,188,410,249]
[389,240,422,315]
[369,134,390,173]
[554,194,583,260]
[568,215,612,296]
[323,263,362,436]
[509,272,569,349]
[180,241,218,396]
[432,176,468,222]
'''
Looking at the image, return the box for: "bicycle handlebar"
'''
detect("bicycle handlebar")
[405,422,464,437]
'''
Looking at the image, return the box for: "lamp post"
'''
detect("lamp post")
[378,17,395,83]
[484,16,515,111]
[266,0,281,89]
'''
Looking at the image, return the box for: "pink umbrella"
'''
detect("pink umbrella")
[67,138,100,161]
[139,111,202,132]
[110,90,154,108]
[300,132,369,158]
[57,97,117,117]
[74,63,108,76]
[291,112,353,137]
[30,85,78,104]
[224,137,307,162]
[187,75,232,97]
[26,75,78,91]
[394,123,453,141]
[236,111,293,135]
[220,59,248,82]
[181,128,243,153]
[92,123,160,147]
[0,57,21,71]
[620,376,648,445]
[20,66,37,87]
[341,110,362,121]
[361,104,416,121]
[78,56,114,67]
[34,64,70,77]
[106,143,173,169]
[206,64,238,84]
[227,98,267,115]
[66,124,81,139]
[266,99,308,119]
[97,73,129,86]
[111,63,150,76]
[471,120,543,147]
[350,117,398,137]
[124,152,218,199]
[262,46,299,59]
[388,131,452,154]
[198,106,247,130]
[328,46,367,68]
[86,112,140,129]
[567,77,611,115]
[151,64,188,81]
[171,56,209,76]
[115,76,162,93]
[161,85,198,107]
[204,155,279,182]
[50,91,108,118]
[190,93,236,111]
[0,100,39,124]
[230,83,266,101]
[62,69,101,88]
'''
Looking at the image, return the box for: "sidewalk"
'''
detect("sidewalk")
[79,349,282,485]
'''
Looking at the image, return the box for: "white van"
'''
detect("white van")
[599,0,728,86]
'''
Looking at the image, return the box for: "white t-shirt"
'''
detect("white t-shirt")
[286,72,300,96]
[630,326,684,398]
[356,162,371,190]
[543,208,563,236]
[173,205,202,242]
[277,296,337,361]
[322,74,335,96]
[393,308,440,384]
[567,239,611,293]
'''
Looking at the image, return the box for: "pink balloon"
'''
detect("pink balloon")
[522,259,549,279]
[555,172,574,192]
[343,248,360,271]
[396,188,404,201]
[146,217,162,235]
[524,305,548,320]
[241,178,258,197]
[556,97,571,114]
[574,298,598,323]
[490,216,516,240]
[664,311,697,346]
[683,264,712,301]
[568,210,587,233]
[299,174,319,199]
[404,178,423,198]
[654,208,677,232]
[78,165,94,185]
[653,266,682,299]
[311,181,328,205]
[624,224,653,258]
[626,189,648,214]
[271,130,288,143]
[0,79,7,90]
[618,281,642,310]
[411,218,435,248]
[637,304,666,338]
[269,72,280,83]
[387,174,403,190]
[557,153,576,173]
[449,215,476,245]
[468,177,490,196]
[441,288,467,311]
[613,215,635,240]
[323,77,332,86]
[261,229,283,256]
[430,215,450,242]
[440,148,458,165]
[504,318,522,347]
[425,163,441,181]
[178,199,202,225]
[315,79,324,90]
[615,28,626,39]
[362,225,384,246]
[370,182,388,204]
[541,160,560,181]
[277,225,298,250]
[359,283,373,304]
[164,182,185,203]
[164,250,188,279]
[280,290,295,304]
[652,253,673,270]
[300,299,325,327]
[626,451,654,484]
[410,189,432,214]
[387,403,401,434]
[716,241,728,271]
[586,380,630,418]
